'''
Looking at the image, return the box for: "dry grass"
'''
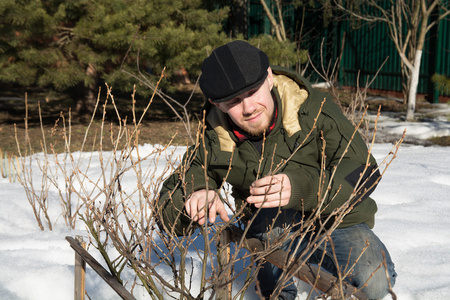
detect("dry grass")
[2,120,197,155]
[0,84,205,155]
[1,84,448,158]
[429,135,450,146]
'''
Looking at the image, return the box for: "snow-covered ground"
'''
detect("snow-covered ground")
[1,104,450,299]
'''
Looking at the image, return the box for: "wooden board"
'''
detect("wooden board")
[66,236,136,300]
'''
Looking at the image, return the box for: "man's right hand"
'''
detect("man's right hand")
[185,189,230,225]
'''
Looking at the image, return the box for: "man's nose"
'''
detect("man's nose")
[242,97,256,115]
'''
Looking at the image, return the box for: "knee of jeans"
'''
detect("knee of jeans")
[353,264,397,299]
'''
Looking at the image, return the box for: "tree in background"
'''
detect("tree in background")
[203,0,306,70]
[0,0,229,114]
[254,1,309,70]
[0,0,305,115]
[432,73,450,96]
[334,0,450,121]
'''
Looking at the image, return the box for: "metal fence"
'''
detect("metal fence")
[248,1,450,103]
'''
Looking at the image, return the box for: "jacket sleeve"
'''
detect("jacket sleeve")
[157,141,220,236]
[318,104,380,215]
[282,95,379,226]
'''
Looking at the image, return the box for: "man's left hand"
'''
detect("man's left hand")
[247,174,291,208]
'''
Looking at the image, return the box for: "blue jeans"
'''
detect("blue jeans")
[248,208,397,300]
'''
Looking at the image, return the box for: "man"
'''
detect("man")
[158,40,396,299]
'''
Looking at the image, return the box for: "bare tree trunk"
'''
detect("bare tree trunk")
[334,0,450,122]
[76,64,97,116]
[406,0,436,121]
[406,50,422,121]
[260,0,287,42]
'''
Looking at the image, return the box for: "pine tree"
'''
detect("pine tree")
[0,0,230,114]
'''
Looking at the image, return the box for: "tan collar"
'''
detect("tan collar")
[206,74,309,152]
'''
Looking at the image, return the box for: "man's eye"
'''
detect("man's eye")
[229,99,240,106]
[249,90,258,97]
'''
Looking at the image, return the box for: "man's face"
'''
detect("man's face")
[212,67,275,136]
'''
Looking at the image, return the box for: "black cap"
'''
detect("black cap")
[199,40,270,103]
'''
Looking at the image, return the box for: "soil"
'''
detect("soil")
[0,84,206,156]
[0,84,448,157]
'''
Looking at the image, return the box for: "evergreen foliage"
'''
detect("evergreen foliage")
[0,0,305,112]
[247,35,307,68]
[0,0,230,107]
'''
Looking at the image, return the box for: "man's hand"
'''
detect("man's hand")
[185,190,230,225]
[247,174,291,208]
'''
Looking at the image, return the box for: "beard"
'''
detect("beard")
[240,108,273,137]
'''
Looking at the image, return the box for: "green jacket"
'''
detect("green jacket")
[158,66,379,235]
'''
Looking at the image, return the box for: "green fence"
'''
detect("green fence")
[248,1,450,103]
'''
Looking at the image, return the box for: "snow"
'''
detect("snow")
[1,107,450,300]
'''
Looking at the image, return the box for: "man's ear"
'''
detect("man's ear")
[267,67,274,90]
[209,99,228,113]
[208,99,224,111]
[208,99,219,107]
